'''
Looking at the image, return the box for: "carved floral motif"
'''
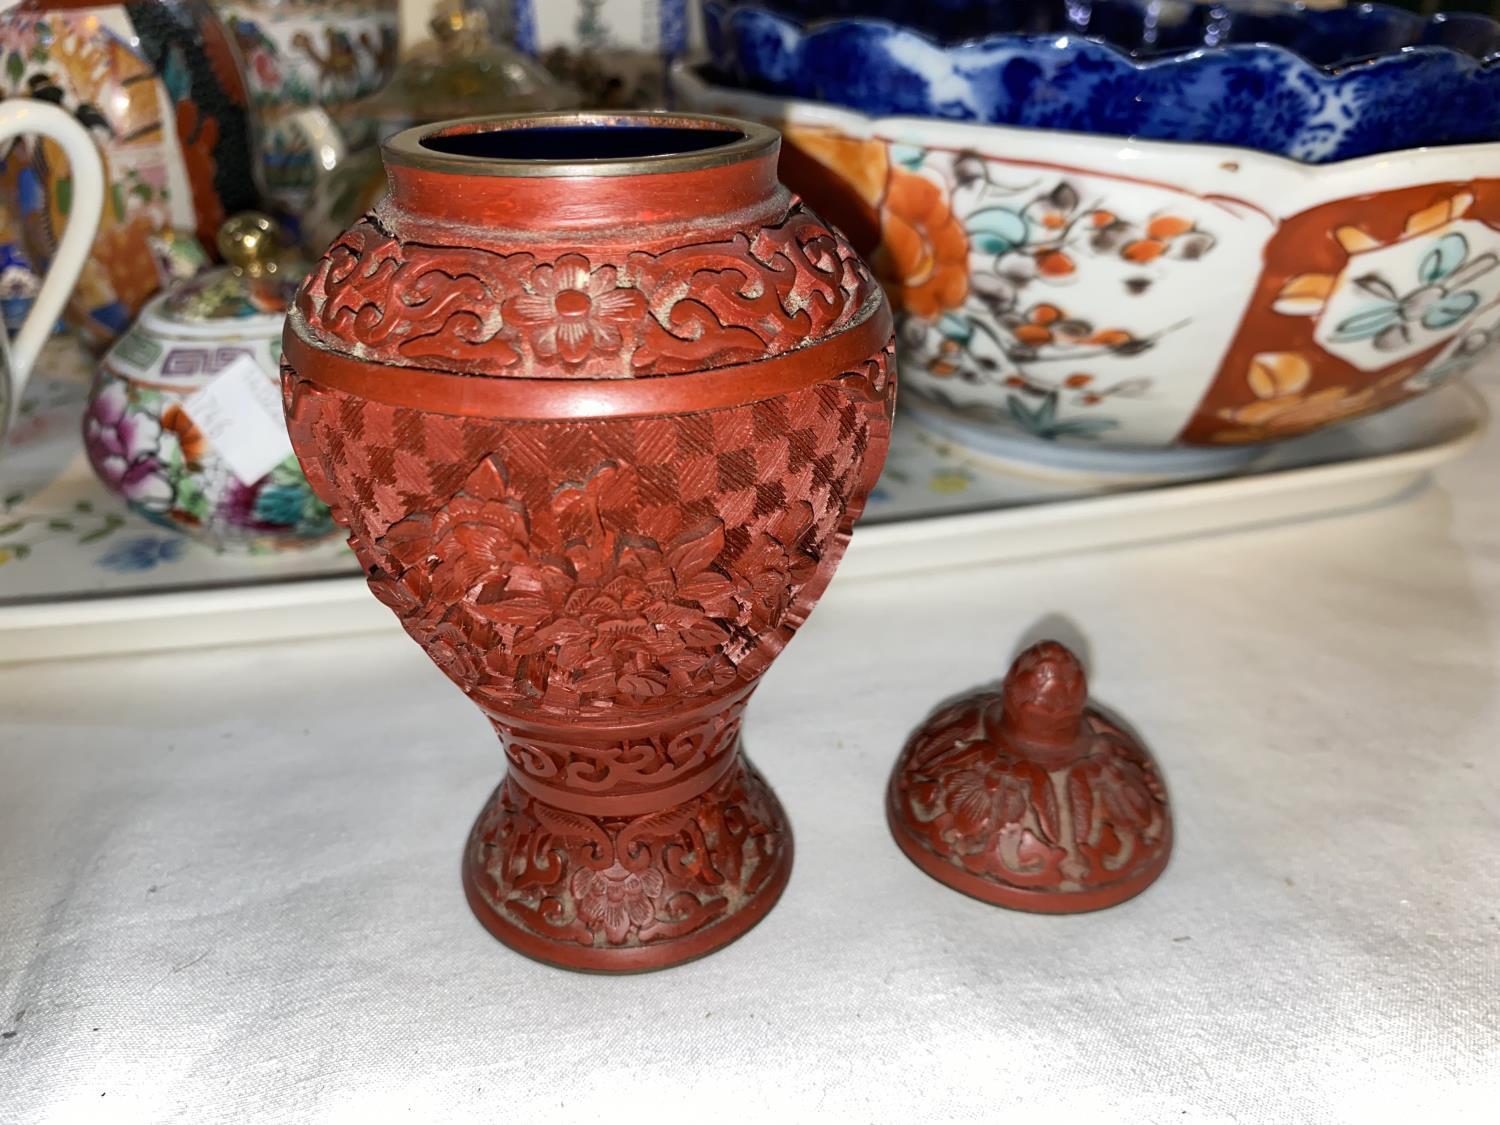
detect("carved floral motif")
[469,761,787,950]
[347,452,822,714]
[284,331,894,723]
[891,695,1169,894]
[507,256,647,363]
[293,205,880,378]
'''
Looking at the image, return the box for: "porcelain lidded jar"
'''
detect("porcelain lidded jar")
[86,213,335,550]
[281,112,896,971]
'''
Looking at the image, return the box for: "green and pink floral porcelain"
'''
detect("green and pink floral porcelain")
[82,217,333,551]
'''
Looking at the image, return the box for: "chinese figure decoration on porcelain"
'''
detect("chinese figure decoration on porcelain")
[217,0,397,108]
[280,112,896,971]
[888,641,1172,912]
[0,0,260,345]
[214,0,399,222]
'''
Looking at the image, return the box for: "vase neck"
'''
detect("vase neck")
[381,112,786,235]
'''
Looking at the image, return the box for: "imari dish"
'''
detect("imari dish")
[702,0,1500,162]
[675,64,1500,474]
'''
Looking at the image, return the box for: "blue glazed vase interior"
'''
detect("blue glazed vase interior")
[420,123,745,161]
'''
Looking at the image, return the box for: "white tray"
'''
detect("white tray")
[0,340,1486,663]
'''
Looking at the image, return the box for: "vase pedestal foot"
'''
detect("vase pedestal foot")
[462,756,793,973]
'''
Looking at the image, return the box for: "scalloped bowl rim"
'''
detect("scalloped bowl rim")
[673,59,1500,175]
[704,1,1500,75]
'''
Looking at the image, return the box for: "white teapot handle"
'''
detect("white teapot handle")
[0,98,104,432]
[286,107,349,181]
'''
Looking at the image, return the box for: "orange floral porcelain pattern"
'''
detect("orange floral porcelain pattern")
[783,125,969,319]
[1210,353,1385,442]
[1270,192,1478,321]
[771,116,1499,450]
[876,167,969,318]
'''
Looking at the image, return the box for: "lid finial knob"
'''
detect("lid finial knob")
[217,212,279,279]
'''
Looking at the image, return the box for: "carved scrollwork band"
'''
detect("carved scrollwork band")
[294,204,882,381]
[492,696,750,816]
[282,298,892,421]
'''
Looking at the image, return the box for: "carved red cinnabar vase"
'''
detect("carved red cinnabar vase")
[887,641,1171,912]
[281,113,896,971]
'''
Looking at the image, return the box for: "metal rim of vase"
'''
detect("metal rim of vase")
[382,110,780,178]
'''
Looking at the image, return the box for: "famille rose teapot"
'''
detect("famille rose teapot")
[84,212,334,550]
[0,98,101,444]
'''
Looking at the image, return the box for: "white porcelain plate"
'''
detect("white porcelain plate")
[0,341,1486,663]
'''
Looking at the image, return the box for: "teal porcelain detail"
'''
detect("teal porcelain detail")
[1327,232,1497,348]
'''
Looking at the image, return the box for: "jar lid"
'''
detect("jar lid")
[886,640,1173,912]
[350,1,578,128]
[148,214,303,339]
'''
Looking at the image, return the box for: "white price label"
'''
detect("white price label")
[182,355,294,485]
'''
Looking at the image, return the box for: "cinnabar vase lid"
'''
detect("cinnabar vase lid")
[886,641,1172,913]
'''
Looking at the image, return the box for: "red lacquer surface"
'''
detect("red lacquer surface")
[282,115,896,971]
[887,642,1172,913]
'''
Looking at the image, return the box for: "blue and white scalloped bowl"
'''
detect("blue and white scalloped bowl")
[675,61,1500,477]
[702,0,1500,163]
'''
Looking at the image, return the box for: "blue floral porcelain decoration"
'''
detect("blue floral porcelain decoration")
[702,0,1500,162]
[97,534,188,573]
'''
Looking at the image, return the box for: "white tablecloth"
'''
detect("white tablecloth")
[4,384,1499,1124]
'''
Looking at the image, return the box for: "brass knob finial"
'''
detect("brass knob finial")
[217,212,279,278]
[432,0,488,42]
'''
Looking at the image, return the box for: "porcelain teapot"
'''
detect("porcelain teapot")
[213,0,401,230]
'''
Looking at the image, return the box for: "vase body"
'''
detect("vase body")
[0,0,259,345]
[281,113,895,971]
